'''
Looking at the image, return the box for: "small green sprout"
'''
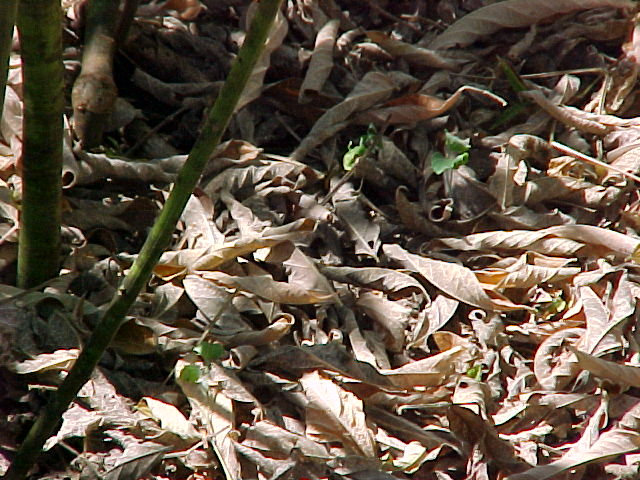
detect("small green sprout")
[343,124,379,171]
[431,130,471,175]
[179,364,202,383]
[466,364,483,381]
[194,341,225,362]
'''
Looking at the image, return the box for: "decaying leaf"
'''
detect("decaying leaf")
[300,19,340,101]
[13,349,79,374]
[300,370,377,458]
[534,328,583,390]
[379,346,468,388]
[103,441,168,480]
[319,264,428,298]
[384,244,526,311]
[436,225,640,258]
[290,71,403,162]
[356,86,506,125]
[176,357,242,480]
[366,30,459,70]
[236,5,288,111]
[569,346,640,388]
[137,397,199,441]
[508,428,640,480]
[429,0,633,50]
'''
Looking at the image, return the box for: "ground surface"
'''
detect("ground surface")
[3,1,640,479]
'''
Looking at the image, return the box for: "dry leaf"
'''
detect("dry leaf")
[13,349,79,374]
[300,19,340,101]
[569,346,640,388]
[507,428,640,480]
[430,0,634,50]
[290,71,400,162]
[138,397,199,441]
[366,30,459,70]
[384,244,526,311]
[357,86,506,125]
[300,370,377,458]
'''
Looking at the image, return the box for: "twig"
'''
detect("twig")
[550,141,640,184]
[124,104,188,156]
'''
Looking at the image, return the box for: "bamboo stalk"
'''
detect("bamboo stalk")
[16,0,64,289]
[4,0,284,477]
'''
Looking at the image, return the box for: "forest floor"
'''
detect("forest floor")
[3,1,640,479]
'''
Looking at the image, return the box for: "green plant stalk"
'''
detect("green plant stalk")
[16,0,64,289]
[4,0,283,477]
[0,0,18,121]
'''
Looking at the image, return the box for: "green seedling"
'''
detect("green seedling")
[343,123,379,171]
[491,57,528,129]
[194,341,225,363]
[536,292,567,320]
[179,364,202,383]
[431,130,470,175]
[498,57,527,93]
[466,363,483,381]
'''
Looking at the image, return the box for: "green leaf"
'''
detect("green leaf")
[431,152,469,175]
[431,130,471,174]
[444,130,470,155]
[194,341,225,362]
[498,57,527,93]
[466,364,483,381]
[342,124,379,171]
[343,139,366,171]
[179,364,201,383]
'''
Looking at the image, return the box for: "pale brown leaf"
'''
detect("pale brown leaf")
[507,428,640,480]
[569,346,640,388]
[282,247,335,298]
[429,0,633,50]
[202,271,335,304]
[318,264,428,298]
[523,90,640,135]
[366,30,459,70]
[356,291,411,352]
[534,328,583,390]
[436,225,640,258]
[138,397,199,441]
[243,420,330,460]
[357,86,505,125]
[300,370,377,457]
[104,441,167,480]
[300,19,340,101]
[175,358,242,479]
[13,348,79,374]
[380,346,466,388]
[384,244,526,311]
[154,218,315,279]
[334,194,381,258]
[290,71,401,162]
[580,286,623,356]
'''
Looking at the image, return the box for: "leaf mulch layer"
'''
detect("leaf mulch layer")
[4,1,640,479]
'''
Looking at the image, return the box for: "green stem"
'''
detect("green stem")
[16,0,64,289]
[4,0,283,477]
